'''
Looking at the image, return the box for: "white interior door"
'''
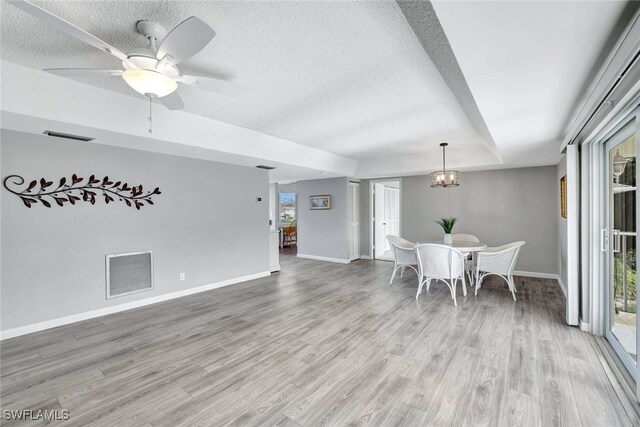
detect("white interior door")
[384,187,400,247]
[348,182,360,260]
[374,182,386,258]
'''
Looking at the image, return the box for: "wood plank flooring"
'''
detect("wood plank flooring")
[0,254,633,426]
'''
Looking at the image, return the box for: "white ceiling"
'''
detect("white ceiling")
[432,0,630,167]
[0,0,633,182]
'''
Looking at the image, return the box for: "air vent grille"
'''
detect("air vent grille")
[106,251,153,299]
[43,130,94,142]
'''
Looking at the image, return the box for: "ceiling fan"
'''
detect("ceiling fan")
[7,0,253,111]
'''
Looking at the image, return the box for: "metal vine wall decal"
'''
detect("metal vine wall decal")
[3,174,161,210]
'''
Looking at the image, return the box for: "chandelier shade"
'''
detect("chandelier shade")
[430,143,459,188]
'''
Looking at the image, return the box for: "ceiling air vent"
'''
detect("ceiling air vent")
[256,165,276,170]
[43,130,94,142]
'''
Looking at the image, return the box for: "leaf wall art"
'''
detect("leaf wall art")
[3,174,161,210]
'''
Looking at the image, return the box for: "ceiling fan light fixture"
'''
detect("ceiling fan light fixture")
[122,68,177,98]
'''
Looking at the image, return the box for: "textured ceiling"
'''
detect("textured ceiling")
[2,0,632,180]
[1,0,490,166]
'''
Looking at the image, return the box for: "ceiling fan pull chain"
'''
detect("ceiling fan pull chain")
[148,96,153,134]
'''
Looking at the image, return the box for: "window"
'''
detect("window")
[279,192,296,223]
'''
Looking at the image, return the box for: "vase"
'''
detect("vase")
[444,233,453,244]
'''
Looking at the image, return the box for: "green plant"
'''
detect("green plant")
[435,217,458,234]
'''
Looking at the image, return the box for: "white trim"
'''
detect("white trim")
[513,270,558,279]
[369,178,403,260]
[296,254,351,264]
[579,318,591,332]
[566,144,580,325]
[0,271,271,341]
[514,270,566,298]
[360,255,372,260]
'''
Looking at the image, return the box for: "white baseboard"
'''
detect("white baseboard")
[360,255,372,260]
[579,318,591,332]
[0,271,271,341]
[556,277,567,299]
[514,270,557,279]
[514,270,566,298]
[296,254,351,264]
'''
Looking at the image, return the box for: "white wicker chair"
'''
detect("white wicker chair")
[386,235,418,285]
[452,234,480,243]
[415,243,466,306]
[452,233,480,284]
[475,241,526,301]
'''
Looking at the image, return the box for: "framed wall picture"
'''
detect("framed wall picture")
[310,195,331,210]
[560,175,567,218]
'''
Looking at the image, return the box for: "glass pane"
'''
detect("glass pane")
[279,192,296,223]
[611,134,637,363]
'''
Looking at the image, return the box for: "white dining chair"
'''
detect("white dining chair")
[386,235,418,285]
[452,233,480,284]
[415,243,466,306]
[452,234,480,243]
[475,241,526,301]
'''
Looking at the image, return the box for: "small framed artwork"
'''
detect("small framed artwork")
[310,195,331,210]
[560,175,567,218]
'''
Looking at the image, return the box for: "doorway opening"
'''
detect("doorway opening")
[370,179,401,261]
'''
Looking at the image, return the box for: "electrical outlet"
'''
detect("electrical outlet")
[256,196,262,202]
[179,272,185,281]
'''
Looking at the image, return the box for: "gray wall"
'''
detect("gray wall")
[1,129,270,331]
[297,177,349,260]
[400,166,559,274]
[557,156,568,288]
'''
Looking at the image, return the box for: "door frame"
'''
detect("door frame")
[603,118,638,380]
[369,178,402,260]
[347,181,361,261]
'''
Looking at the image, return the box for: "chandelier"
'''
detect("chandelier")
[430,143,459,188]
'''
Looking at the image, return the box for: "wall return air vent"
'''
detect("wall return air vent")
[106,251,153,299]
[43,130,94,142]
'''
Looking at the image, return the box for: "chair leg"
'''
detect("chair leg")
[390,266,398,285]
[509,276,517,301]
[511,275,518,293]
[401,266,406,278]
[475,274,483,296]
[416,278,425,299]
[451,279,457,306]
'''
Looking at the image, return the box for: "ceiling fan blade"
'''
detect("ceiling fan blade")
[179,74,254,98]
[45,68,123,77]
[7,0,127,61]
[158,91,184,110]
[156,16,215,64]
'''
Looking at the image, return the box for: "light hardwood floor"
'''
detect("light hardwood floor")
[1,254,634,426]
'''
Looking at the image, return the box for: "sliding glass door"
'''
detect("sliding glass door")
[605,118,638,380]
